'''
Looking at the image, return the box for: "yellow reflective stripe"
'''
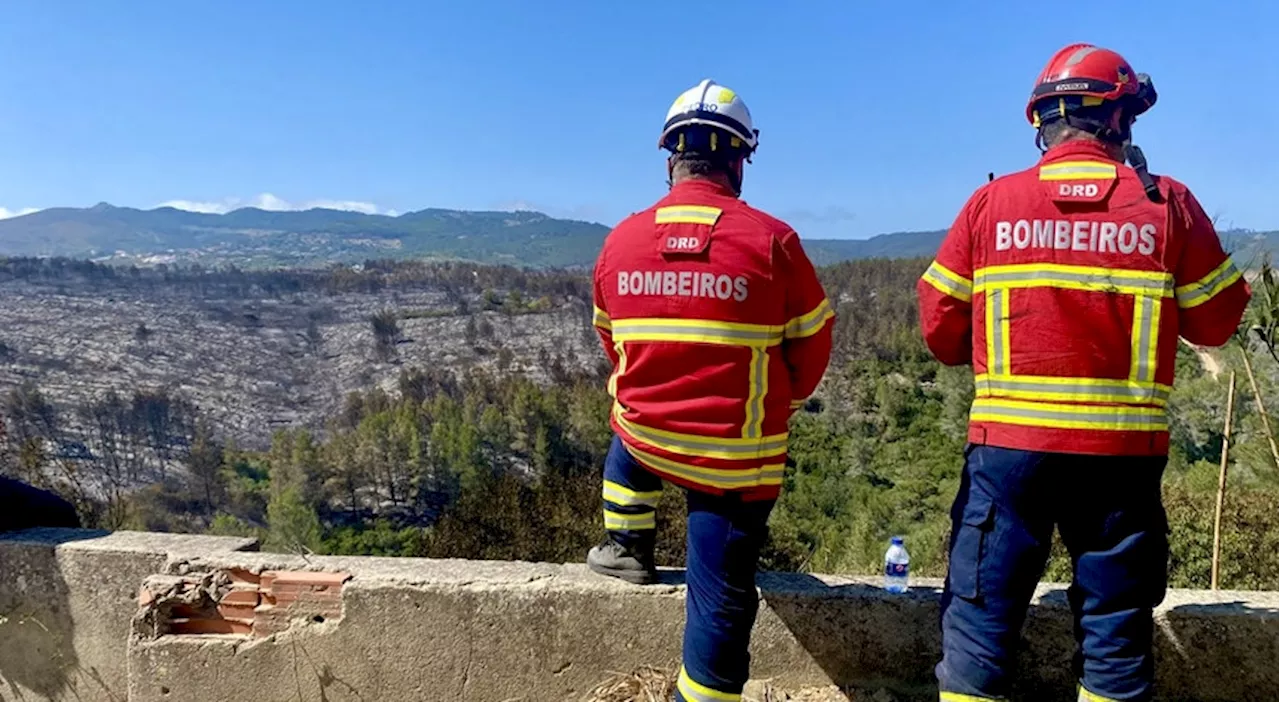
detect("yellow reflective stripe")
[613,404,787,459]
[971,398,1167,431]
[593,305,611,330]
[922,261,974,302]
[602,480,661,508]
[999,290,1011,374]
[984,289,995,375]
[985,287,1009,375]
[607,342,627,398]
[1129,296,1144,380]
[974,374,1170,406]
[1175,257,1242,308]
[609,317,783,347]
[743,347,768,439]
[974,264,1173,297]
[603,509,655,531]
[655,205,723,226]
[940,692,1003,702]
[784,297,835,338]
[1038,160,1117,181]
[1129,295,1160,383]
[789,399,805,409]
[1077,684,1121,702]
[677,665,741,702]
[623,443,784,490]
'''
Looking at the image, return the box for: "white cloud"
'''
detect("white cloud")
[156,193,392,216]
[497,200,544,213]
[494,199,606,222]
[0,206,40,220]
[155,199,229,214]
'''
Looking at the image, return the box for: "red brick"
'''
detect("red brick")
[219,589,261,606]
[267,571,351,588]
[169,618,252,636]
[272,583,341,598]
[217,603,257,623]
[259,572,277,594]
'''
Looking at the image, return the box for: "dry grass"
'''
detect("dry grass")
[581,665,677,702]
[580,666,855,702]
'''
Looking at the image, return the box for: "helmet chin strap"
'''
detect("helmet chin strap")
[726,160,744,196]
[1124,141,1163,203]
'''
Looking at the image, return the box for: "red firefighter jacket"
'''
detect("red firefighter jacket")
[592,179,835,501]
[918,140,1251,456]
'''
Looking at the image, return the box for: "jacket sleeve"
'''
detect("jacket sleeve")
[917,192,977,365]
[1172,188,1251,347]
[592,250,619,367]
[778,230,835,408]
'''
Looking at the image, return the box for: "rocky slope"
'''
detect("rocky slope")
[0,276,601,449]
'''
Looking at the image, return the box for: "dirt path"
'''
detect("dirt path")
[1181,338,1223,378]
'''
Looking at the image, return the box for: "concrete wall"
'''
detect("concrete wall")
[0,528,258,702]
[0,528,1275,702]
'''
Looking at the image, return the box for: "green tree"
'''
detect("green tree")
[265,486,323,554]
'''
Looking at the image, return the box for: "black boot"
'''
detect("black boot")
[587,534,657,585]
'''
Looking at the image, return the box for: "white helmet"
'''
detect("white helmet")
[658,79,758,156]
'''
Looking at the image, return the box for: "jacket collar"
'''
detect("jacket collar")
[667,177,738,199]
[1038,139,1122,165]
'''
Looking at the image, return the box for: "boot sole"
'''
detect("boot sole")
[587,560,657,585]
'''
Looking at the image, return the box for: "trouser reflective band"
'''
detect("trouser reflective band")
[602,509,654,530]
[940,693,1005,702]
[1078,684,1123,702]
[603,480,657,530]
[602,439,662,538]
[603,479,660,508]
[677,665,741,702]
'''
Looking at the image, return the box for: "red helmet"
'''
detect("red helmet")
[1025,43,1156,127]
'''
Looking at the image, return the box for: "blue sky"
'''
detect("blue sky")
[1,1,1276,237]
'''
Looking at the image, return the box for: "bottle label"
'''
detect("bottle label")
[885,563,908,577]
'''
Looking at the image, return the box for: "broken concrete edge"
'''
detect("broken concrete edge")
[0,527,260,557]
[166,550,1279,616]
[135,563,354,642]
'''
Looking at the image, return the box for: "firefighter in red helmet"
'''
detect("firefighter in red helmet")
[918,44,1249,702]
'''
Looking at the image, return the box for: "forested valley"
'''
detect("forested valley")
[1,254,1275,590]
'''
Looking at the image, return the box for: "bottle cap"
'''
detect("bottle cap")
[891,536,904,545]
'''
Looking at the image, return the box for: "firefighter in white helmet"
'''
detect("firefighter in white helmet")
[587,78,835,702]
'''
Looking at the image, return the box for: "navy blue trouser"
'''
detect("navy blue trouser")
[602,435,774,702]
[937,445,1169,702]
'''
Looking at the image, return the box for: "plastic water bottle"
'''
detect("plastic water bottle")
[884,536,910,593]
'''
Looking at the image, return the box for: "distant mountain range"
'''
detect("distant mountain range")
[0,203,1273,270]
